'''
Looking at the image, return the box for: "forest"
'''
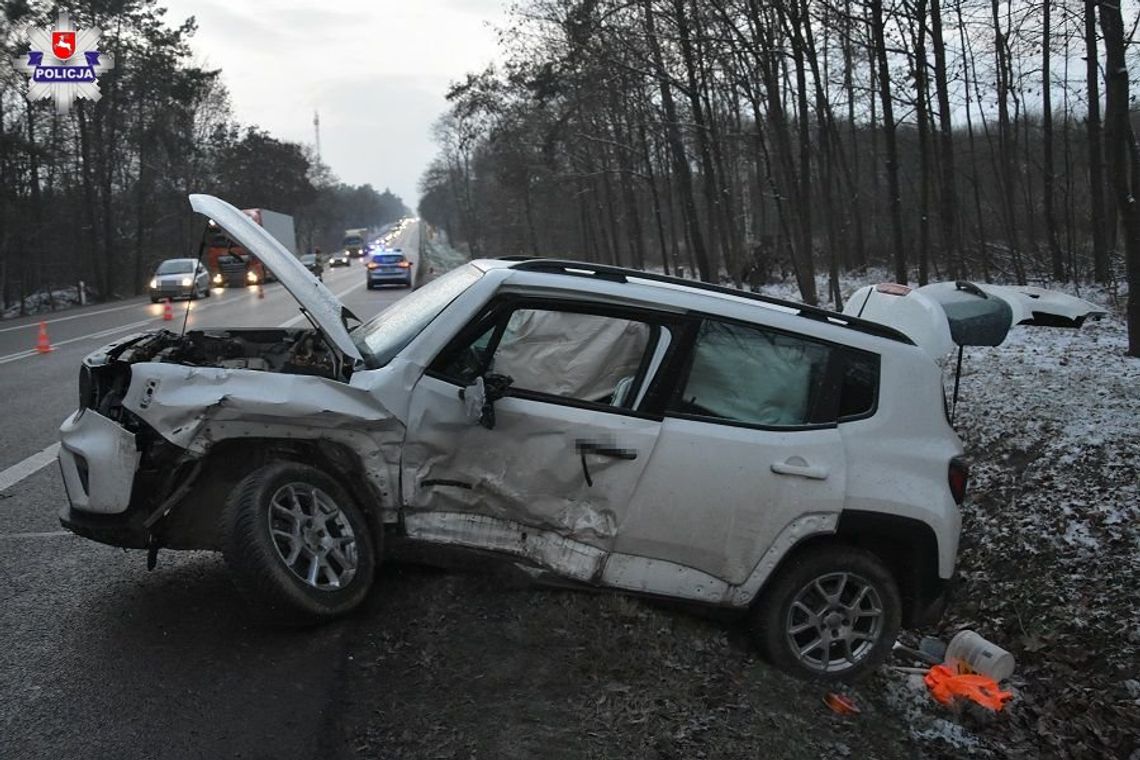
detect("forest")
[0,0,407,310]
[417,0,1140,355]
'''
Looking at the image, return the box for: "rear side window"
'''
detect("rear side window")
[837,349,879,420]
[669,320,831,428]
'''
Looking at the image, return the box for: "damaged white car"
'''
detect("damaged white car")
[59,194,966,681]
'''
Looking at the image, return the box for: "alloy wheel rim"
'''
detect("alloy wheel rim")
[785,571,884,673]
[267,483,358,591]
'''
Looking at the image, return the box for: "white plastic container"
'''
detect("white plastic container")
[945,629,1016,681]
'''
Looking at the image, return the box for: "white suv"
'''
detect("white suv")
[58,195,965,681]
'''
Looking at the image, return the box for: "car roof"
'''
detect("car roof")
[474,258,914,346]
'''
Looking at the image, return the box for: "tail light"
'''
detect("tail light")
[367,262,378,270]
[948,457,969,505]
[397,260,411,269]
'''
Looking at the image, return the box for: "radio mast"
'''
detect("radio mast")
[313,110,321,160]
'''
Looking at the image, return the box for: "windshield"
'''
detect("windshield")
[300,254,316,265]
[343,236,363,247]
[354,264,483,367]
[156,260,195,275]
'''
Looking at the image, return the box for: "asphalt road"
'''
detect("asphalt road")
[0,223,421,759]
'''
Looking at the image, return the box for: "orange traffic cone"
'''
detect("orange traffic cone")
[162,298,173,321]
[35,321,54,353]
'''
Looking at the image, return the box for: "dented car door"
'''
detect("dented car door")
[399,302,674,580]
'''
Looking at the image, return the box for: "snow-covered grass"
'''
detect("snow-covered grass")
[739,270,1137,756]
[1,284,98,320]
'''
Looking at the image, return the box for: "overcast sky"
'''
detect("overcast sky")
[161,0,509,211]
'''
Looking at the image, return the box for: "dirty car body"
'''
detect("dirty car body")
[59,195,965,681]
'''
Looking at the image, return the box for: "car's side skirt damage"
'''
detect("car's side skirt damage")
[402,510,839,607]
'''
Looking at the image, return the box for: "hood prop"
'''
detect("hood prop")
[951,345,964,426]
[180,226,211,339]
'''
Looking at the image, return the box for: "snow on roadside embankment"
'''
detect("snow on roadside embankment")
[942,311,1140,756]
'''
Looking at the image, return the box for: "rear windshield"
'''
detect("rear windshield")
[156,260,194,274]
[372,254,406,264]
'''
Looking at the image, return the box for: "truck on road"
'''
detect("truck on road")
[342,228,369,258]
[207,208,297,287]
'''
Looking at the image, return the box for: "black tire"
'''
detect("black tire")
[203,286,212,298]
[221,461,377,623]
[150,297,160,304]
[751,544,900,682]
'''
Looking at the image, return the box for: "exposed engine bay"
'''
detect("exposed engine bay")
[80,328,345,431]
[110,328,339,376]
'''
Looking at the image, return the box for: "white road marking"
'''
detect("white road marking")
[0,531,73,540]
[0,289,253,365]
[0,318,155,365]
[0,273,372,495]
[0,443,60,493]
[280,280,368,327]
[0,300,146,333]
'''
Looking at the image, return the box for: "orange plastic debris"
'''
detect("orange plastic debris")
[824,692,861,716]
[923,664,1013,712]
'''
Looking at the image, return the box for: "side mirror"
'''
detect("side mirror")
[459,373,513,429]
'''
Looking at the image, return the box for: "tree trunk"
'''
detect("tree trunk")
[1042,0,1063,281]
[639,121,670,274]
[913,0,932,285]
[1098,0,1140,355]
[930,0,960,277]
[869,0,907,284]
[675,0,724,280]
[643,0,712,282]
[1086,0,1110,282]
[991,0,1024,283]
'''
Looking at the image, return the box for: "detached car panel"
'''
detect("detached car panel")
[59,408,140,515]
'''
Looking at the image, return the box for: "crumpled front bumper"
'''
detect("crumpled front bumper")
[58,408,147,548]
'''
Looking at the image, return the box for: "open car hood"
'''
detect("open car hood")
[844,281,1106,361]
[189,194,362,362]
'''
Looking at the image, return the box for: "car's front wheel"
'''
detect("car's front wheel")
[751,544,900,681]
[221,462,376,622]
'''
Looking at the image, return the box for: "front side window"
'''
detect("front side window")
[434,306,658,409]
[670,319,831,428]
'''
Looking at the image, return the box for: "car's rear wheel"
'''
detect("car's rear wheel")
[751,544,900,681]
[221,462,376,623]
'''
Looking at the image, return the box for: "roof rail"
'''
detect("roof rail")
[508,259,914,345]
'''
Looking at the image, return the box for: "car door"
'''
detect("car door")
[399,299,676,580]
[614,317,852,593]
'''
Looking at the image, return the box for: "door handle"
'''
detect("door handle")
[575,440,638,488]
[770,457,829,480]
[575,440,638,460]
